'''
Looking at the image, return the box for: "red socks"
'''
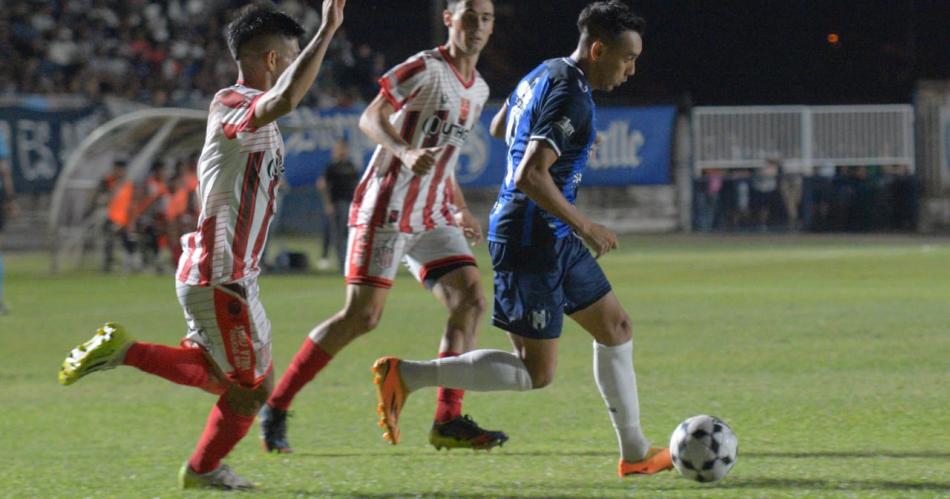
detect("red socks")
[188,398,254,474]
[267,338,333,411]
[434,351,464,423]
[123,342,224,394]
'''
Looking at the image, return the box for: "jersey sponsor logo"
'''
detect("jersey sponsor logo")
[554,116,575,138]
[422,112,471,146]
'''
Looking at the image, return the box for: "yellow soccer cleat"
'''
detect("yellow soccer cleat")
[372,356,409,445]
[58,323,132,385]
[618,447,674,477]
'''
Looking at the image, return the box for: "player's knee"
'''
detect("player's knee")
[617,314,633,339]
[529,368,555,389]
[606,313,633,345]
[225,387,265,416]
[450,284,486,318]
[342,306,383,335]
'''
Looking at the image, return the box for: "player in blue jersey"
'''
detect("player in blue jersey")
[372,1,673,477]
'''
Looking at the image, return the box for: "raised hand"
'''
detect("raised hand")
[321,0,346,32]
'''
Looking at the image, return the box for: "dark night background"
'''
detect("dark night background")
[342,0,949,106]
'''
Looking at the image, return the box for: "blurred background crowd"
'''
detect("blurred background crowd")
[0,0,386,108]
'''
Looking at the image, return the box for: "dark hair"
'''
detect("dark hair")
[577,1,645,44]
[225,5,304,60]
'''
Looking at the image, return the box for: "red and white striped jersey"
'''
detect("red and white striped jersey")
[177,83,284,286]
[349,46,490,233]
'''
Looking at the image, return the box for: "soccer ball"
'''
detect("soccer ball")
[669,415,738,483]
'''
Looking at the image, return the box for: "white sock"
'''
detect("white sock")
[399,349,533,392]
[593,339,650,461]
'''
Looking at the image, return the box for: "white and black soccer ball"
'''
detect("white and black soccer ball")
[669,415,738,483]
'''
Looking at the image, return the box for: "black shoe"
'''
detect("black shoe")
[429,414,509,451]
[259,404,293,453]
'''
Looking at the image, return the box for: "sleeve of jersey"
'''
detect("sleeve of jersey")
[529,78,587,157]
[377,56,428,111]
[218,91,265,140]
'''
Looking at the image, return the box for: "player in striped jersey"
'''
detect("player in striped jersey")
[57,1,346,490]
[260,0,508,452]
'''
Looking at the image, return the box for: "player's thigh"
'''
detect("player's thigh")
[176,279,272,390]
[431,264,484,313]
[404,226,478,292]
[488,240,566,340]
[344,225,409,289]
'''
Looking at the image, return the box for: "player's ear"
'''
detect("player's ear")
[265,49,278,71]
[589,40,605,62]
[443,8,454,28]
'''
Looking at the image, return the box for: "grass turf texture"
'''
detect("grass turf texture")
[1,235,949,497]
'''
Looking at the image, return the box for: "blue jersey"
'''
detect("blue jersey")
[487,58,596,246]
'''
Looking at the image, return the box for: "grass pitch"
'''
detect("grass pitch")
[1,234,949,497]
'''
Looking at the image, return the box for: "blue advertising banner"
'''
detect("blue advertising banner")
[280,104,676,188]
[0,105,104,193]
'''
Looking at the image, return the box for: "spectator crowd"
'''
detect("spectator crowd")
[694,162,919,233]
[1,0,387,108]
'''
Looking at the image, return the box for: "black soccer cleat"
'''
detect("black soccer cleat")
[259,404,293,453]
[429,414,509,451]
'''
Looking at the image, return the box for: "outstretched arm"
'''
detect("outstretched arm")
[251,0,346,128]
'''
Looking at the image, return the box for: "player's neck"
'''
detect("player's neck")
[442,44,479,82]
[236,69,274,92]
[569,49,598,89]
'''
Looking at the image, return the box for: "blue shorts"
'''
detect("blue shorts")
[490,236,612,339]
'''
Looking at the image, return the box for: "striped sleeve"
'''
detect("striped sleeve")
[215,89,265,140]
[378,54,430,111]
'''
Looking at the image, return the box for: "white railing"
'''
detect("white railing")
[692,105,914,174]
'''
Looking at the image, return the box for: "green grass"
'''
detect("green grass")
[2,235,949,497]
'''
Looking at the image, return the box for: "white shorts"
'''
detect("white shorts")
[345,224,476,289]
[176,277,272,388]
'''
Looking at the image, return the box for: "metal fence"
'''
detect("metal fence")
[693,105,914,173]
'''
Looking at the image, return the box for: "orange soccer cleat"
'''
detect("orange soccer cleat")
[372,356,409,445]
[618,447,674,477]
